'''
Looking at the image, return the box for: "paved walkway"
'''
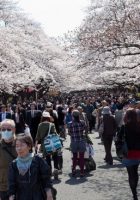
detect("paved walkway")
[53,132,138,200]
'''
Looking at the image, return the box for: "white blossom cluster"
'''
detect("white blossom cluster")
[1,0,140,94]
[66,0,140,90]
[0,0,75,94]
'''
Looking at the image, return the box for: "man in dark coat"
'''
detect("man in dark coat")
[83,99,94,133]
[102,106,117,165]
[25,102,42,142]
[0,105,12,122]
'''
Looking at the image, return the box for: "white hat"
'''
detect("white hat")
[46,102,52,108]
[102,106,111,115]
[42,111,51,118]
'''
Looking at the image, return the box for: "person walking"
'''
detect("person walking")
[0,105,12,122]
[122,109,140,200]
[35,111,61,179]
[102,106,117,165]
[12,105,25,135]
[0,119,17,200]
[83,99,94,133]
[68,110,87,177]
[8,134,54,200]
[25,102,42,143]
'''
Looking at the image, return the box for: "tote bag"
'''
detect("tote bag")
[44,124,62,153]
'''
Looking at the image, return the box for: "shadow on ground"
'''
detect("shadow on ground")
[98,163,124,169]
[65,172,88,185]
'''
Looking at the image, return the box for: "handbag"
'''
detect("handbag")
[24,126,31,136]
[84,144,94,159]
[44,123,62,153]
[41,186,57,200]
[85,156,96,172]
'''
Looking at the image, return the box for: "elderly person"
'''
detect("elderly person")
[102,106,117,165]
[8,134,54,200]
[68,110,87,177]
[0,119,17,200]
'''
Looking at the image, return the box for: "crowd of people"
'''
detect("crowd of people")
[0,91,140,200]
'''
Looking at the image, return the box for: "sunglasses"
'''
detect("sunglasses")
[1,128,12,131]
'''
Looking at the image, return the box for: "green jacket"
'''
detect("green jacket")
[36,121,57,156]
[0,140,17,191]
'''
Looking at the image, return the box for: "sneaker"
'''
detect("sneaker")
[107,161,113,166]
[58,169,63,174]
[104,157,107,162]
[80,173,85,177]
[72,169,76,177]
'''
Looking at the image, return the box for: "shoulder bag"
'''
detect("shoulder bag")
[43,123,62,153]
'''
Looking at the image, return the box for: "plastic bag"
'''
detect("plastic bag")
[84,144,94,158]
[24,126,31,136]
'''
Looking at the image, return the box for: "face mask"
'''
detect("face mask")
[1,131,13,140]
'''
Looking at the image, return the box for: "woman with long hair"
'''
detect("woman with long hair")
[123,109,140,200]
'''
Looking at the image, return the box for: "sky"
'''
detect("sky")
[18,0,90,37]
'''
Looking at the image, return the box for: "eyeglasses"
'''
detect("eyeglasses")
[1,128,12,131]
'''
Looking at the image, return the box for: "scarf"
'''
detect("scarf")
[16,153,34,176]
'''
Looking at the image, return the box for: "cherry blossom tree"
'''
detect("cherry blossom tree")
[0,0,73,94]
[70,0,140,89]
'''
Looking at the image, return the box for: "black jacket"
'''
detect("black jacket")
[102,114,117,137]
[117,124,140,151]
[8,155,52,200]
[125,124,140,151]
[0,112,12,122]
